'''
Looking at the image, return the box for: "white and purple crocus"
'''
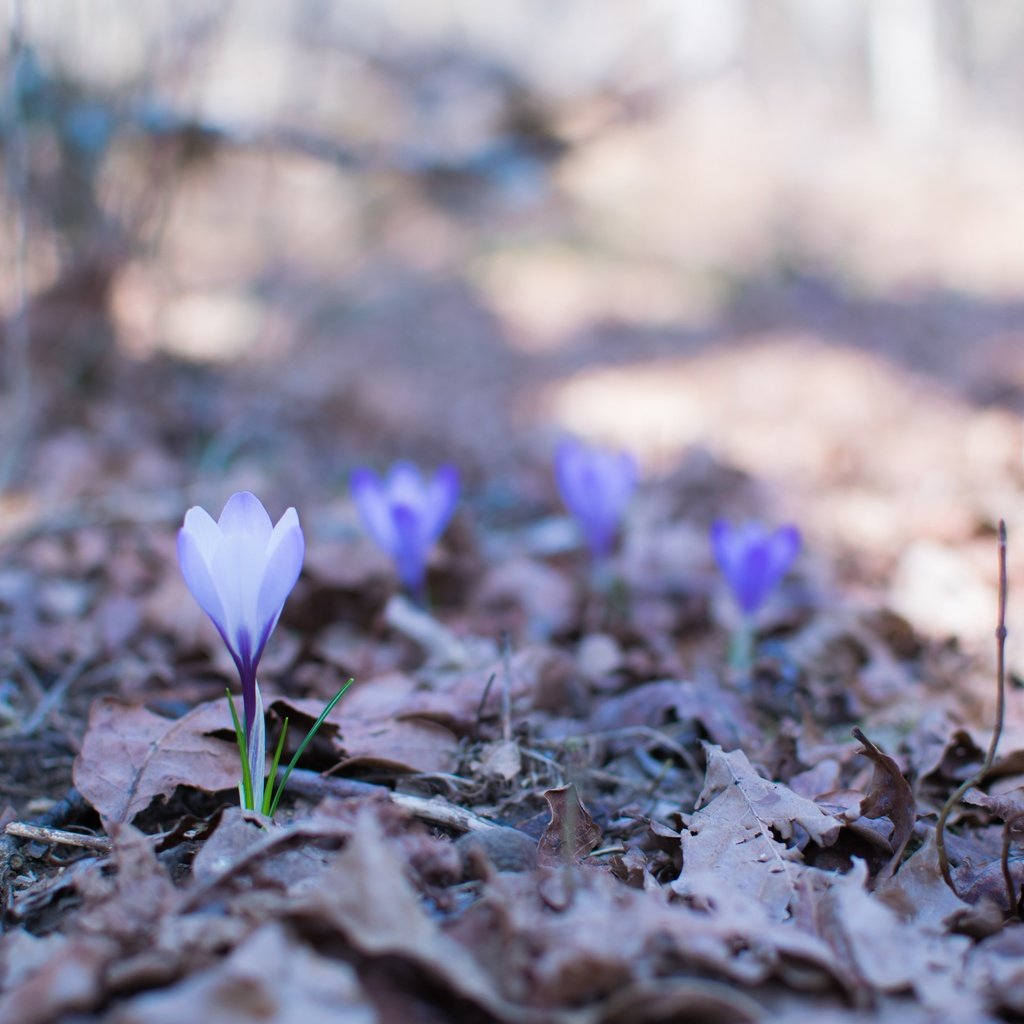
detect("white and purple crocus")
[710,520,801,619]
[351,461,459,599]
[555,438,637,561]
[178,492,304,812]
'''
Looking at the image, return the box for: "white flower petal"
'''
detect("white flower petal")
[182,505,222,564]
[255,509,304,651]
[218,491,273,545]
[177,528,229,640]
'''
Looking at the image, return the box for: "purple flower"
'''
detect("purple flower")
[178,492,304,809]
[710,520,800,617]
[351,461,459,595]
[555,438,637,559]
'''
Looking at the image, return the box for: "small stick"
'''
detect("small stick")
[4,823,111,853]
[500,633,513,743]
[936,520,1008,891]
[281,767,503,834]
[473,672,497,740]
[20,653,92,736]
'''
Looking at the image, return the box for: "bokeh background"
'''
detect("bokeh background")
[4,0,1024,664]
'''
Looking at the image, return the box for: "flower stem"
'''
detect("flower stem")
[226,689,254,811]
[729,620,755,683]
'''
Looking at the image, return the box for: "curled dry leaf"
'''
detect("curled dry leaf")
[852,728,916,882]
[538,784,602,866]
[73,698,239,823]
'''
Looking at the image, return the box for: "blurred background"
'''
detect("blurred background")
[3,0,1024,660]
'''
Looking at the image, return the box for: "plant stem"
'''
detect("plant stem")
[729,619,755,682]
[226,689,254,811]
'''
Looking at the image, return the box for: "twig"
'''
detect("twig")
[4,823,111,853]
[20,653,92,736]
[936,520,1008,891]
[383,594,469,666]
[500,633,513,743]
[0,788,89,927]
[473,672,497,740]
[280,767,504,834]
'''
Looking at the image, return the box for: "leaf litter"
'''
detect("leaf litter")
[2,385,1023,1024]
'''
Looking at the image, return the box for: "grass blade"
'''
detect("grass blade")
[268,679,353,817]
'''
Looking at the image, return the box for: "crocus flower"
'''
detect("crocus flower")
[710,520,800,618]
[555,438,637,559]
[351,461,459,597]
[178,492,304,811]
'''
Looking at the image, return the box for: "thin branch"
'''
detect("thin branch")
[4,823,111,853]
[936,520,1008,891]
[500,632,513,743]
[279,767,505,834]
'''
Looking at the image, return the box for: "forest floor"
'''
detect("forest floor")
[1,267,1024,1024]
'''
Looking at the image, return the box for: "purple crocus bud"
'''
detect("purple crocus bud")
[351,461,459,596]
[555,438,637,559]
[177,492,304,808]
[710,520,801,617]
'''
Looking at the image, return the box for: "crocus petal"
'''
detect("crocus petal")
[392,503,427,592]
[177,527,230,642]
[211,528,266,646]
[711,520,800,617]
[424,464,459,543]
[255,507,304,656]
[556,438,636,558]
[218,491,273,545]
[182,505,222,564]
[767,525,801,582]
[351,468,397,553]
[387,461,427,506]
[734,540,772,614]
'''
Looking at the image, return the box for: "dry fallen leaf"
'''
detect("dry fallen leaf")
[73,698,239,822]
[589,680,760,751]
[675,744,842,921]
[852,727,916,882]
[269,694,459,774]
[109,923,376,1024]
[289,806,517,1020]
[538,784,602,866]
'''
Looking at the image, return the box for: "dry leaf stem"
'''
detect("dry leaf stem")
[936,519,1008,892]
